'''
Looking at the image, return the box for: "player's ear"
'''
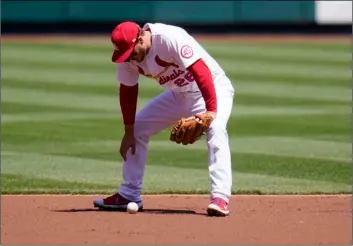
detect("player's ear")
[137,36,144,44]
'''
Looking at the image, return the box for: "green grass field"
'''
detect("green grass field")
[1,36,351,195]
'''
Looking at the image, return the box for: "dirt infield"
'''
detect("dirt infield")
[1,195,351,245]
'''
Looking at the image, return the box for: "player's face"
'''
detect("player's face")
[127,37,147,63]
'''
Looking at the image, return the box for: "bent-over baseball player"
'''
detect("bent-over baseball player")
[94,21,235,216]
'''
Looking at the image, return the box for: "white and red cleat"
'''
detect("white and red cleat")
[207,197,230,216]
[93,193,143,211]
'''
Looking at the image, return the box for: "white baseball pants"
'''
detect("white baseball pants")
[118,75,235,202]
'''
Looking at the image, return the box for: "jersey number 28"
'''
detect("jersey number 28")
[174,71,194,87]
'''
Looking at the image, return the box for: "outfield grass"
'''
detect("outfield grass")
[1,36,351,194]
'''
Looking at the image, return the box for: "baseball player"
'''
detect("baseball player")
[93,21,235,216]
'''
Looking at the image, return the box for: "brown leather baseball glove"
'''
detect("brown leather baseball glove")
[169,113,214,145]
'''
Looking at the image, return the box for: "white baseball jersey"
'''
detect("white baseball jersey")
[117,23,226,92]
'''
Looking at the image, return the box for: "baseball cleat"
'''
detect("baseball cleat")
[93,193,143,211]
[207,197,230,216]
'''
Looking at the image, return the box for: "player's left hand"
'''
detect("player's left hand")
[169,111,215,145]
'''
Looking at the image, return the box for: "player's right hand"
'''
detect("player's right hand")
[119,133,136,161]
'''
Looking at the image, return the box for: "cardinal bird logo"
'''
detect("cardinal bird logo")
[155,55,179,68]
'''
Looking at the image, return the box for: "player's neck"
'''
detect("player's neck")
[145,30,152,55]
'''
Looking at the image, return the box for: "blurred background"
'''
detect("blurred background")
[1,0,352,34]
[1,1,352,195]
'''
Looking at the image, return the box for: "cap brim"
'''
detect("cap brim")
[112,45,134,63]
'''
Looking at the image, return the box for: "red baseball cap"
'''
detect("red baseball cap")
[111,21,140,63]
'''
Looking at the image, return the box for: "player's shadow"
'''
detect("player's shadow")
[53,208,207,216]
[142,208,207,216]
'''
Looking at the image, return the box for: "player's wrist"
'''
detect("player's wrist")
[124,124,135,136]
[206,111,217,120]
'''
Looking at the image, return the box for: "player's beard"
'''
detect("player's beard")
[137,49,147,63]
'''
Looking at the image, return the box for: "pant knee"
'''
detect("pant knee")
[130,121,148,141]
[207,122,228,138]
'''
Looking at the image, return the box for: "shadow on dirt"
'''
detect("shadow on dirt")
[52,208,208,216]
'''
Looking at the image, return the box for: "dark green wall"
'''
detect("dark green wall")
[1,0,315,23]
[236,1,315,22]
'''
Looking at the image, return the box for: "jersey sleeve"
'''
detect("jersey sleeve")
[164,31,201,70]
[117,62,140,86]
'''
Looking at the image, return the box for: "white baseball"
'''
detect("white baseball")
[127,202,139,214]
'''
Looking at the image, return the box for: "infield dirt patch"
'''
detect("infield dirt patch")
[1,195,351,245]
